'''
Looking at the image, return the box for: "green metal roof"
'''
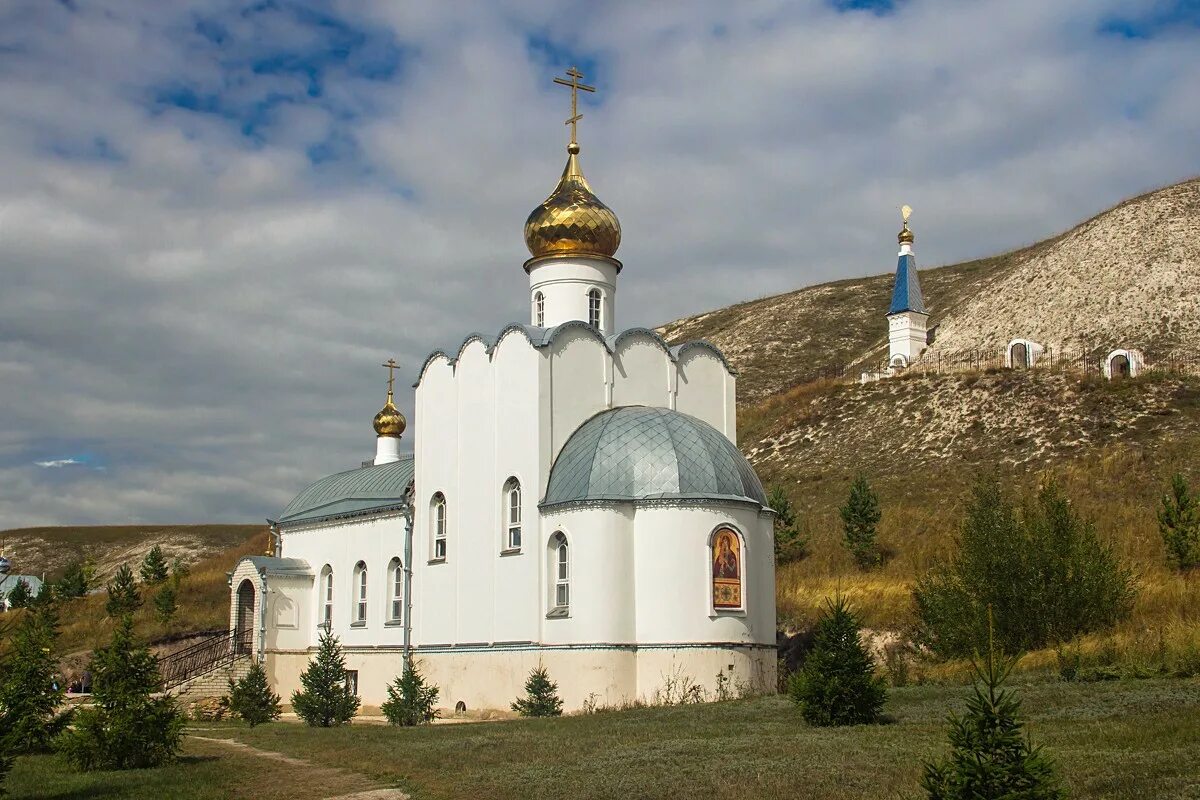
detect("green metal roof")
[277,455,414,526]
[543,406,767,509]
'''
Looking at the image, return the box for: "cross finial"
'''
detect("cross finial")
[552,66,596,148]
[381,358,398,397]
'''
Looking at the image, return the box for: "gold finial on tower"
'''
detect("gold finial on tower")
[553,66,595,151]
[373,358,406,438]
[899,204,914,244]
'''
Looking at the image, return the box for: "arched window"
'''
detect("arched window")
[320,565,333,627]
[711,526,744,612]
[353,561,367,624]
[587,288,602,329]
[533,291,545,327]
[503,478,522,551]
[548,532,570,614]
[431,493,447,560]
[388,557,403,622]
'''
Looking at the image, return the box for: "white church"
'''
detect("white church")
[227,70,778,712]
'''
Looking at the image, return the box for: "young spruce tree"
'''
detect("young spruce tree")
[0,620,11,797]
[104,564,141,617]
[4,578,32,610]
[381,659,441,726]
[511,664,563,717]
[1158,473,1200,570]
[840,474,882,569]
[788,594,887,726]
[57,616,184,770]
[0,603,69,753]
[922,622,1065,800]
[768,485,807,563]
[54,559,93,600]
[139,545,170,585]
[290,629,359,727]
[227,662,281,727]
[153,579,178,623]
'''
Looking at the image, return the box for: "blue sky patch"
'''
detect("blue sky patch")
[1099,1,1200,39]
[829,0,897,16]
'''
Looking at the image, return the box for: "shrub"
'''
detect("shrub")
[840,475,882,569]
[56,616,184,770]
[768,485,809,562]
[54,560,93,600]
[788,595,887,726]
[104,564,141,617]
[0,604,70,754]
[381,659,440,726]
[5,578,32,610]
[512,664,563,717]
[291,630,359,727]
[153,580,178,623]
[227,662,281,728]
[922,636,1065,799]
[139,546,170,585]
[1158,473,1200,570]
[913,478,1136,658]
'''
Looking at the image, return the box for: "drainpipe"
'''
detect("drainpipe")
[402,490,414,665]
[257,568,268,665]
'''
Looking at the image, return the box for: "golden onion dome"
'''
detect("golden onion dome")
[373,390,406,438]
[524,143,621,261]
[898,220,915,245]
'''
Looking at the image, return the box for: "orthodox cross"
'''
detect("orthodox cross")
[553,66,595,146]
[381,358,398,396]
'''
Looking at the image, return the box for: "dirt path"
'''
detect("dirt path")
[189,735,409,799]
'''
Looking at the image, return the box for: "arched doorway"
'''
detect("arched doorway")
[1010,342,1028,369]
[1110,353,1131,379]
[235,579,255,655]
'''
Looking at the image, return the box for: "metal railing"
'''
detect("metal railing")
[159,629,252,691]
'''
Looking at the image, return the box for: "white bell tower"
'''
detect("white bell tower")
[886,206,929,368]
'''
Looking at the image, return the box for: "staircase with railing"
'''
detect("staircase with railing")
[159,630,253,692]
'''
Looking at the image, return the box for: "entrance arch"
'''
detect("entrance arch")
[1010,342,1028,369]
[1109,353,1130,379]
[235,579,255,655]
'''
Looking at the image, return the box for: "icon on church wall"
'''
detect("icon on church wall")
[712,528,741,609]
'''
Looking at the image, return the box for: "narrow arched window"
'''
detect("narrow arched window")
[548,532,570,614]
[533,292,545,327]
[587,288,602,329]
[352,561,367,624]
[431,493,447,560]
[388,557,403,622]
[504,478,522,551]
[320,565,333,627]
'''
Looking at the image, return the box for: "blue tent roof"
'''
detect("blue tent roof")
[888,253,927,315]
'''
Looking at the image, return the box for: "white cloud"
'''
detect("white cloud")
[34,459,82,469]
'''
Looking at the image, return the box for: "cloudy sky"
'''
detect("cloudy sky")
[1,0,1197,527]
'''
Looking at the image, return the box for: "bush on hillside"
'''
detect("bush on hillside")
[768,485,809,563]
[104,564,141,617]
[57,616,184,770]
[139,545,170,585]
[381,659,440,726]
[227,662,281,728]
[291,630,359,727]
[512,665,563,717]
[0,603,71,754]
[788,595,887,726]
[913,478,1136,658]
[922,634,1065,799]
[1158,473,1200,570]
[153,580,178,623]
[840,475,882,569]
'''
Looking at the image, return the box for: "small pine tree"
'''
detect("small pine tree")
[5,578,32,610]
[153,580,178,623]
[840,474,882,569]
[290,630,359,727]
[54,560,93,600]
[56,616,184,770]
[104,564,141,617]
[0,603,69,753]
[788,595,887,726]
[511,664,563,717]
[227,662,281,728]
[922,624,1065,799]
[170,557,190,581]
[381,659,441,726]
[139,546,170,585]
[1158,473,1200,570]
[768,485,808,563]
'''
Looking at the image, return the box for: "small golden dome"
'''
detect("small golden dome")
[373,390,406,438]
[898,221,915,245]
[524,146,621,261]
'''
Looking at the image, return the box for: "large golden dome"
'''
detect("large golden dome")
[373,390,406,438]
[524,144,621,262]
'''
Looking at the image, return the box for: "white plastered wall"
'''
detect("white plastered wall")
[527,257,618,335]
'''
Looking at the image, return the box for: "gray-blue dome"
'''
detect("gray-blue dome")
[543,406,767,508]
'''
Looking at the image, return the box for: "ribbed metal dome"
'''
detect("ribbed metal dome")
[544,406,767,508]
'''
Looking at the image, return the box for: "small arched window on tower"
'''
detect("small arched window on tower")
[503,478,522,551]
[320,565,333,628]
[388,557,403,623]
[352,561,367,625]
[587,288,602,329]
[431,493,447,561]
[547,532,570,616]
[533,292,545,327]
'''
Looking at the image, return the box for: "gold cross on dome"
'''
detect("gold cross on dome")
[381,358,398,395]
[553,66,596,146]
